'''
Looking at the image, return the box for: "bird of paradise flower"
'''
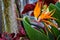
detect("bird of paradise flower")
[34,1,58,31]
[17,0,58,31]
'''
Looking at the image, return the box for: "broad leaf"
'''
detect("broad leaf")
[51,26,60,37]
[23,16,49,40]
[57,35,60,40]
[47,29,55,40]
[39,28,46,34]
[55,2,60,8]
[49,3,60,27]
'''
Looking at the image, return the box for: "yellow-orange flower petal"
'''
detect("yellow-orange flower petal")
[34,2,41,19]
[42,20,58,28]
[38,10,56,22]
[44,23,51,32]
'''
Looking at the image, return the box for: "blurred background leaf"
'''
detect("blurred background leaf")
[57,35,60,40]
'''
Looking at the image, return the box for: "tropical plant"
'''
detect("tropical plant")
[17,0,60,40]
[1,0,60,40]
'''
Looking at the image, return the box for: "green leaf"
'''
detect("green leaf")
[49,3,60,27]
[51,26,60,37]
[44,26,55,40]
[55,2,60,8]
[39,28,45,34]
[23,16,49,40]
[47,30,55,40]
[57,35,60,40]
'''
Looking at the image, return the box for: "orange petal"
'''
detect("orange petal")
[38,11,48,21]
[34,2,41,19]
[44,23,51,32]
[42,20,57,28]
